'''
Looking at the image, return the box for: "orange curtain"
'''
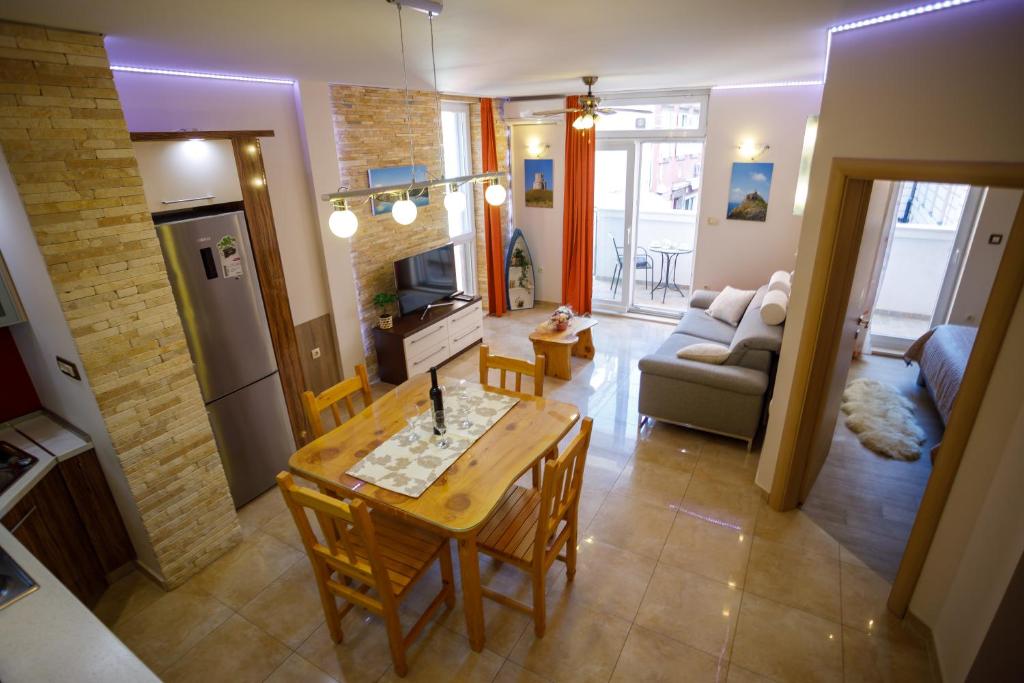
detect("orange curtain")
[561,96,595,314]
[480,98,507,316]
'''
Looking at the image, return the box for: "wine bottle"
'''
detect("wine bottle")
[429,366,445,436]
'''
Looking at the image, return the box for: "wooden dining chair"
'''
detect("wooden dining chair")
[276,472,455,678]
[474,417,593,637]
[479,344,545,397]
[302,364,373,439]
[479,344,547,485]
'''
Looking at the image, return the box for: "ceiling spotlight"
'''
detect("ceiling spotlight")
[328,201,358,238]
[484,182,507,206]
[392,193,418,225]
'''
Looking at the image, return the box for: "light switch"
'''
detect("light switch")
[311,347,321,359]
[707,217,720,226]
[989,234,1003,245]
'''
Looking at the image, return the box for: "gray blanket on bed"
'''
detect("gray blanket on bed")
[904,324,977,424]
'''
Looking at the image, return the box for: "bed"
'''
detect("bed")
[904,324,978,424]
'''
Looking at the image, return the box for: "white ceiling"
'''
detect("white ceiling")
[3,0,903,96]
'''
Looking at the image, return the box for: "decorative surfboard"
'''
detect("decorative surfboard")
[504,228,536,311]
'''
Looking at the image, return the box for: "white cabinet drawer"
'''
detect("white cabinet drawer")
[403,321,449,362]
[449,303,483,338]
[448,300,482,328]
[406,341,451,377]
[449,320,482,354]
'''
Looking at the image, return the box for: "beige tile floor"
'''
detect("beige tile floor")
[93,306,937,682]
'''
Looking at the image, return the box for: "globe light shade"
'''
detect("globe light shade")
[392,197,418,225]
[328,207,358,238]
[484,183,507,207]
[444,188,466,214]
[572,113,595,130]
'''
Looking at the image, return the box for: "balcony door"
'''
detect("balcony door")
[868,182,982,351]
[592,142,636,312]
[591,92,707,318]
[592,140,704,317]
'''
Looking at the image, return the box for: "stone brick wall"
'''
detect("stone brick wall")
[329,86,510,374]
[0,21,240,587]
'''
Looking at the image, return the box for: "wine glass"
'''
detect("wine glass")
[434,407,449,448]
[453,378,473,430]
[401,389,423,441]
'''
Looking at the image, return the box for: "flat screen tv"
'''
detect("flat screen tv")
[394,244,458,316]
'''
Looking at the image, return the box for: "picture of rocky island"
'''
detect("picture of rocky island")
[727,162,773,222]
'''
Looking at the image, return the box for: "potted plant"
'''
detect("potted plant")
[373,292,399,329]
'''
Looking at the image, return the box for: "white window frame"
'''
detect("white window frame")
[441,100,476,295]
[596,89,709,141]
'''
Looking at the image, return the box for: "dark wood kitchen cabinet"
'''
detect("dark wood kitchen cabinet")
[2,449,134,607]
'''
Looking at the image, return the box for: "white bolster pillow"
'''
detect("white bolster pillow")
[768,270,791,296]
[761,289,789,325]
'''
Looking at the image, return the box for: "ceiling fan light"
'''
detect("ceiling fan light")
[392,194,418,225]
[572,113,595,130]
[484,182,507,206]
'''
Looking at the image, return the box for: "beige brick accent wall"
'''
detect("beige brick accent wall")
[0,21,240,587]
[330,86,509,374]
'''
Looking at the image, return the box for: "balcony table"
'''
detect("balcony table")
[288,372,580,652]
[649,243,693,303]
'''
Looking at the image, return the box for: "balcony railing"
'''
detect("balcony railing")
[593,207,697,299]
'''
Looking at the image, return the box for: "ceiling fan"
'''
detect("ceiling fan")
[531,76,652,130]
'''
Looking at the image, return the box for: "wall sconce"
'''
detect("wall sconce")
[737,139,770,161]
[525,141,549,158]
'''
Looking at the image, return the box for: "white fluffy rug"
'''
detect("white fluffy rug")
[841,378,924,461]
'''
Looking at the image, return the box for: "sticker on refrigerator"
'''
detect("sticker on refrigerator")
[217,235,243,278]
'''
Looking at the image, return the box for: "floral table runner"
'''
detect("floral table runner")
[345,384,519,497]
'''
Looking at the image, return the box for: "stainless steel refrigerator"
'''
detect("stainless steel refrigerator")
[156,210,294,508]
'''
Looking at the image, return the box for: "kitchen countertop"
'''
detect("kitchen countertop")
[0,411,93,517]
[0,526,159,682]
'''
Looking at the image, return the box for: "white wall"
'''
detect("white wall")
[948,188,1022,326]
[694,85,822,291]
[293,80,364,376]
[754,2,1024,680]
[0,149,160,576]
[113,71,330,325]
[510,122,565,303]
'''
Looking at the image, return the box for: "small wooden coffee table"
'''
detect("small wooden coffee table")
[529,317,598,380]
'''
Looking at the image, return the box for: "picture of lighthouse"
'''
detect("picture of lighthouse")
[524,158,554,208]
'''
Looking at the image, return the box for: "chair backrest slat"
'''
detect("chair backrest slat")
[479,345,546,397]
[536,418,593,551]
[302,364,373,438]
[276,472,398,604]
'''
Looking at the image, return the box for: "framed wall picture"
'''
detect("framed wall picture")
[368,164,429,216]
[524,158,554,208]
[727,162,774,222]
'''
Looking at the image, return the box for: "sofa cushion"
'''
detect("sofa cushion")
[639,334,769,396]
[676,342,731,364]
[707,286,756,325]
[673,311,736,345]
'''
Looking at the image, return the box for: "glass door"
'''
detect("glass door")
[869,182,981,350]
[631,140,703,315]
[592,142,636,312]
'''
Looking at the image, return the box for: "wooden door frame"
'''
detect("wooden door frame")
[768,159,1024,617]
[130,129,308,447]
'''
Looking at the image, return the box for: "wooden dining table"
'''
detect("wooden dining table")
[288,372,580,652]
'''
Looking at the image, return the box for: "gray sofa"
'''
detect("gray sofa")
[638,286,784,448]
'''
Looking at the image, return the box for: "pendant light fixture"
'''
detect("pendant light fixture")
[323,0,506,236]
